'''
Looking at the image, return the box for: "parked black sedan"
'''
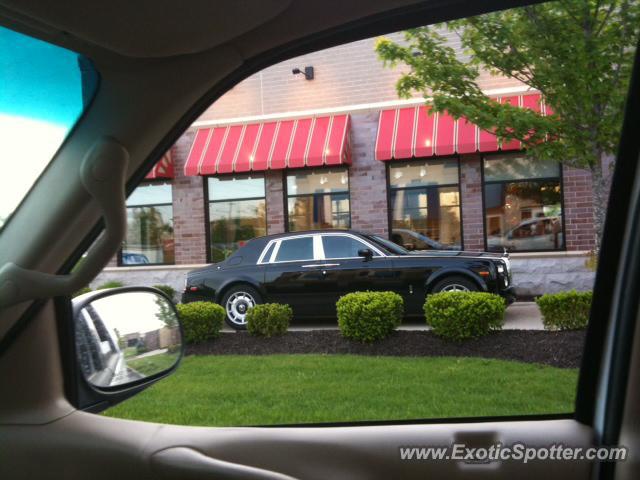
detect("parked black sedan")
[182,230,515,329]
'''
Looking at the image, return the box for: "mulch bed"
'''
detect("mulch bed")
[186,330,586,369]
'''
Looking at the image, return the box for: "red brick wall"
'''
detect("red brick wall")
[348,112,389,236]
[265,170,286,235]
[459,155,485,251]
[163,134,598,266]
[171,135,208,264]
[562,166,596,251]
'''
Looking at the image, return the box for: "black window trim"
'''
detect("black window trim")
[480,152,567,253]
[117,180,175,267]
[204,172,268,264]
[284,165,352,232]
[386,156,464,250]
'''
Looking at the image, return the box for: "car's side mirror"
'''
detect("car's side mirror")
[358,248,374,260]
[71,286,183,412]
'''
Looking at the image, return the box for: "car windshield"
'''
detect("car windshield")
[367,234,409,255]
[0,26,99,230]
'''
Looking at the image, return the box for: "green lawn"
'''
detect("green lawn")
[127,352,180,376]
[105,355,578,427]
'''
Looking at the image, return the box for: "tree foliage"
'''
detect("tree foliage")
[376,1,638,167]
[376,1,640,248]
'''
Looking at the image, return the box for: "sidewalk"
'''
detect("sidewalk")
[222,302,545,332]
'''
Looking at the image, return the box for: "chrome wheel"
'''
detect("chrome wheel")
[441,283,470,292]
[225,291,256,326]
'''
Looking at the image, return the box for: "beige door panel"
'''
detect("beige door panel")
[1,412,594,480]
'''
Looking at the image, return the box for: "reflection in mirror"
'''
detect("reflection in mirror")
[75,291,182,388]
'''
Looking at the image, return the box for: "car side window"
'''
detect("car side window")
[274,237,314,262]
[322,235,374,259]
[261,241,276,262]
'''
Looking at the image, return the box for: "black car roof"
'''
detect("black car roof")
[250,229,372,241]
[221,230,375,265]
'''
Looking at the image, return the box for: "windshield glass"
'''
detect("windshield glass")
[0,26,98,230]
[367,234,409,255]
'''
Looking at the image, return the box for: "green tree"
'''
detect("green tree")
[154,295,178,328]
[376,1,640,250]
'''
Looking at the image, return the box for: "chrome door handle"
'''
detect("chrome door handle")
[301,263,340,268]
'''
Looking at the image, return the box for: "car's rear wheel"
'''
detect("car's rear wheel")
[431,275,478,293]
[221,285,262,330]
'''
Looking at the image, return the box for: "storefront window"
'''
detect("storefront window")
[389,159,462,250]
[122,183,174,265]
[208,175,267,262]
[286,168,350,231]
[483,154,563,252]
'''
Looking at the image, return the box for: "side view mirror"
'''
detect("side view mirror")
[72,286,183,411]
[358,248,374,260]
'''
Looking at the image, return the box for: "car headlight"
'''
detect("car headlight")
[502,257,511,275]
[497,265,505,274]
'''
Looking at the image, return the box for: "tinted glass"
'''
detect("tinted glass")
[389,159,459,188]
[209,175,265,201]
[322,235,370,258]
[484,181,563,252]
[288,194,350,231]
[127,183,172,206]
[484,155,560,182]
[275,237,314,262]
[261,241,276,262]
[0,26,98,230]
[209,199,267,262]
[124,205,174,264]
[287,169,349,195]
[390,186,461,249]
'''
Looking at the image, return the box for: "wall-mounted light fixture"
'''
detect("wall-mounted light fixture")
[292,66,314,80]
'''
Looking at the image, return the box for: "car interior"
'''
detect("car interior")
[0,0,639,479]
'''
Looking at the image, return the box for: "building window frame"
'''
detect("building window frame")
[480,152,567,253]
[386,156,464,250]
[204,173,268,264]
[118,180,175,267]
[283,166,352,232]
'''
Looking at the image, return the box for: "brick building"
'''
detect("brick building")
[94,32,597,297]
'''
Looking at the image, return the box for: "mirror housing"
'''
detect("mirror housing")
[70,286,183,413]
[357,248,374,260]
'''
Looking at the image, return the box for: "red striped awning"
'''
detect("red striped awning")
[184,114,352,176]
[145,150,174,179]
[375,93,548,161]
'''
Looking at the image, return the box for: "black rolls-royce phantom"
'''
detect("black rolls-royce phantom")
[182,230,515,329]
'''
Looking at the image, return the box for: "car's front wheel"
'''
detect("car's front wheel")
[221,284,262,330]
[431,275,478,293]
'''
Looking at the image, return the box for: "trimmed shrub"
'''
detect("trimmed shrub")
[424,292,505,342]
[176,302,225,344]
[246,303,292,337]
[72,286,92,298]
[336,291,403,343]
[536,290,592,330]
[96,280,124,290]
[153,284,176,301]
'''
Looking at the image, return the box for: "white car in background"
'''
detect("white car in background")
[488,216,563,251]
